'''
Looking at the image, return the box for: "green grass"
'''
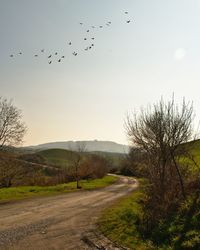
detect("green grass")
[180,139,200,172]
[0,175,118,203]
[98,179,154,250]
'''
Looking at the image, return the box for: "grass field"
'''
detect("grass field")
[0,175,118,203]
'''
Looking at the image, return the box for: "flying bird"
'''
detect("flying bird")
[61,56,65,58]
[99,26,103,28]
[125,11,128,14]
[34,54,38,57]
[91,37,95,40]
[19,52,22,55]
[126,20,131,23]
[55,52,58,55]
[48,55,52,58]
[41,49,44,52]
[84,38,87,40]
[68,42,72,45]
[87,30,89,32]
[58,59,61,62]
[80,22,83,25]
[10,54,14,57]
[48,61,52,64]
[91,44,94,46]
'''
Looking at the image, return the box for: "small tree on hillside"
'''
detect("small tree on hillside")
[125,97,194,203]
[0,97,26,148]
[0,159,21,187]
[70,141,87,189]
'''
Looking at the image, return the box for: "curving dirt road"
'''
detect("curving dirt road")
[0,176,138,250]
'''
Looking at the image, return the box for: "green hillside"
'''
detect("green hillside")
[180,139,200,172]
[38,148,78,168]
[37,148,125,170]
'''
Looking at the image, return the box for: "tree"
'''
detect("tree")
[80,154,108,179]
[125,97,194,201]
[0,97,26,148]
[70,141,87,189]
[0,157,24,187]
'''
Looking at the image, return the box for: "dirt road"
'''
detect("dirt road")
[0,176,138,250]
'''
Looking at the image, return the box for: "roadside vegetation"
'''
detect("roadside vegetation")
[100,97,200,250]
[98,180,150,249]
[99,178,200,249]
[0,175,117,203]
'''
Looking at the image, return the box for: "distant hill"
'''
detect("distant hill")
[26,140,130,154]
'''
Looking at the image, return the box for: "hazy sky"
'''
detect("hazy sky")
[1,0,200,146]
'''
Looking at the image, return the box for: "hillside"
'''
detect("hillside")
[26,140,129,154]
[37,148,125,170]
[0,150,61,187]
[180,139,200,172]
[38,148,77,168]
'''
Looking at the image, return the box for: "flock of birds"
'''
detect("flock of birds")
[9,11,132,65]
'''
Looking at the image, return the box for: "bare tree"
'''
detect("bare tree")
[80,154,108,180]
[0,97,27,148]
[70,141,87,189]
[125,97,194,201]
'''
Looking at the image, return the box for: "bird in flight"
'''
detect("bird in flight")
[84,38,87,40]
[68,42,72,45]
[34,54,38,57]
[48,61,52,64]
[126,20,131,23]
[58,59,61,62]
[10,54,14,57]
[48,55,52,58]
[125,11,128,14]
[19,52,22,55]
[99,26,103,28]
[55,52,58,55]
[61,56,65,58]
[87,30,89,32]
[80,22,83,25]
[41,49,44,52]
[91,37,95,40]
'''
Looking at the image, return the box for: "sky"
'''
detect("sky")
[1,0,200,146]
